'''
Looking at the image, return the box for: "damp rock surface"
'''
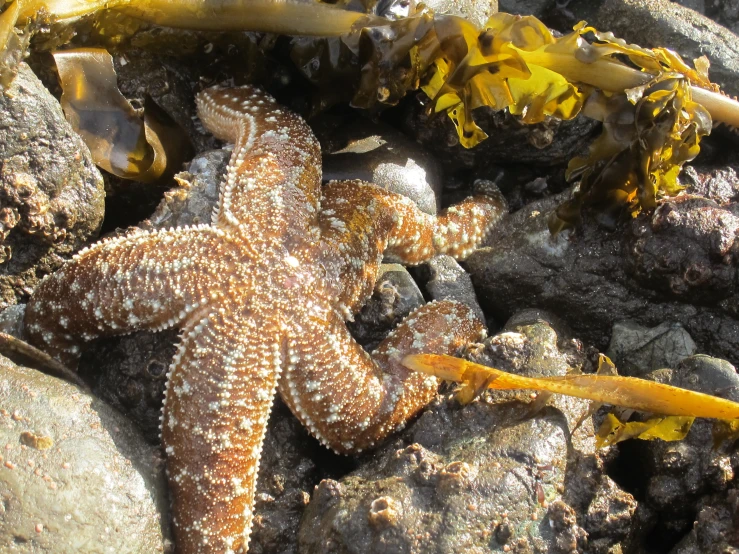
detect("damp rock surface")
[0,355,170,553]
[0,63,105,309]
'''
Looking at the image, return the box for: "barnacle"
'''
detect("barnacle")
[402,353,739,446]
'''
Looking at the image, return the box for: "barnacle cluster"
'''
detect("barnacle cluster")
[2,0,739,227]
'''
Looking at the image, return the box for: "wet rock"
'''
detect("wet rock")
[608,355,738,550]
[300,310,639,554]
[606,321,697,377]
[142,149,228,230]
[0,63,105,309]
[0,355,170,553]
[670,488,739,554]
[415,254,486,324]
[498,0,553,18]
[682,165,739,205]
[593,0,739,97]
[321,120,443,215]
[425,0,498,27]
[348,264,425,352]
[405,105,599,174]
[464,193,739,366]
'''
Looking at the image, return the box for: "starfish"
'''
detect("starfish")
[23,85,507,554]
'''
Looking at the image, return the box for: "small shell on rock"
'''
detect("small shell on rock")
[368,496,402,529]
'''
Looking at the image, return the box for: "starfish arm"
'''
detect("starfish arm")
[162,306,282,554]
[279,300,484,454]
[196,85,322,236]
[319,179,507,314]
[24,226,237,366]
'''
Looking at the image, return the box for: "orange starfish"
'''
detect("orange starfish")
[24,85,507,553]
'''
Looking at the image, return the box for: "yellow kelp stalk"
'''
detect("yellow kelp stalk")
[402,353,739,447]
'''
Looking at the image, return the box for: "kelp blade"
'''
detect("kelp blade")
[53,48,192,182]
[402,353,739,421]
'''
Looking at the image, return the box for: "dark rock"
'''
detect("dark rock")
[321,119,443,215]
[464,193,739,365]
[0,63,105,309]
[606,321,697,377]
[414,254,486,324]
[670,488,739,554]
[348,264,425,352]
[0,355,170,552]
[142,149,229,230]
[593,0,739,97]
[608,355,738,550]
[498,0,554,18]
[300,310,639,554]
[405,106,599,174]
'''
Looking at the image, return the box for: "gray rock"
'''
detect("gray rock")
[322,120,443,215]
[0,63,105,309]
[681,165,739,205]
[498,0,553,18]
[142,149,228,230]
[0,355,170,553]
[406,106,600,173]
[464,193,739,366]
[608,355,738,547]
[593,0,739,97]
[300,310,639,554]
[347,264,426,352]
[606,321,697,377]
[425,0,498,27]
[421,254,486,323]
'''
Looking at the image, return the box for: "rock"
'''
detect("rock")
[0,63,105,309]
[670,488,739,554]
[142,149,228,231]
[415,254,486,324]
[424,0,498,27]
[0,355,170,553]
[347,264,425,352]
[681,165,739,205]
[464,193,739,366]
[498,0,553,19]
[607,355,738,549]
[405,105,600,174]
[321,119,443,215]
[606,321,697,377]
[593,0,739,97]
[300,310,640,554]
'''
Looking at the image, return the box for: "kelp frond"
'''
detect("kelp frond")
[402,353,739,447]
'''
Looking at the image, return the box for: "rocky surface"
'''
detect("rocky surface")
[299,310,644,554]
[464,188,739,367]
[0,63,105,309]
[0,354,169,553]
[2,2,739,553]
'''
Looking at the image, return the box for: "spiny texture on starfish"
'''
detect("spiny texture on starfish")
[24,85,507,553]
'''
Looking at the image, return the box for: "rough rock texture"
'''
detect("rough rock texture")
[464,189,739,366]
[416,254,486,324]
[606,321,697,377]
[300,310,641,554]
[0,355,170,553]
[0,63,105,308]
[425,0,498,27]
[609,355,739,552]
[405,107,599,174]
[593,0,739,97]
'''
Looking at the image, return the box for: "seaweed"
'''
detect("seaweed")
[3,2,739,225]
[402,353,739,447]
[52,48,193,182]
